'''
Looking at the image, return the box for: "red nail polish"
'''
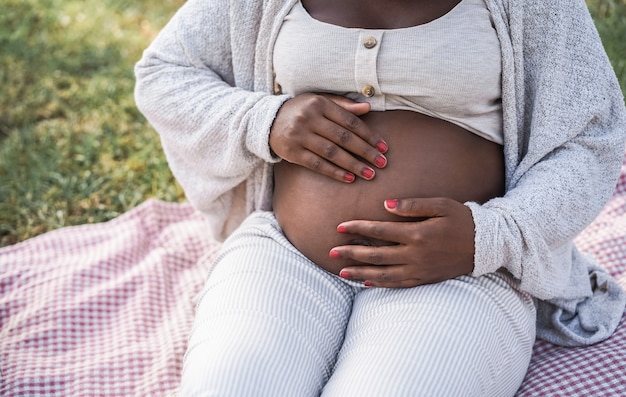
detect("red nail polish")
[344,173,355,182]
[376,140,388,153]
[385,199,398,209]
[364,281,373,287]
[339,270,351,279]
[362,168,375,179]
[329,249,341,259]
[337,225,348,233]
[375,155,387,168]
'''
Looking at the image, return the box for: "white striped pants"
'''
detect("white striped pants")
[181,211,536,396]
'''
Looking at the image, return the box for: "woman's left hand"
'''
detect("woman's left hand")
[331,197,475,288]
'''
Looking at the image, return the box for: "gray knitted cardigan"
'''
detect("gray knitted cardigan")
[135,0,626,346]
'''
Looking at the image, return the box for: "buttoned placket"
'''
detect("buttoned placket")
[354,30,385,110]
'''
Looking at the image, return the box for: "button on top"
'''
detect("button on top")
[361,85,375,97]
[363,36,377,49]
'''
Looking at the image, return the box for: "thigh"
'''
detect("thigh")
[322,272,536,397]
[180,212,356,397]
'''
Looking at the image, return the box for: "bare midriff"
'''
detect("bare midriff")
[272,110,504,275]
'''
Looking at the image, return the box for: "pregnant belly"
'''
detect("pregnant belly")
[272,110,504,275]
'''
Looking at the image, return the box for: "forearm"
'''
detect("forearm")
[469,135,624,299]
[134,0,291,238]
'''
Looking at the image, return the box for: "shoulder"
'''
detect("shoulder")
[508,0,602,58]
[519,0,594,27]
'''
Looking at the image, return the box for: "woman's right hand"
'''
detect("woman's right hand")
[269,93,388,183]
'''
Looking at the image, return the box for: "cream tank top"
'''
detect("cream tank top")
[273,0,504,144]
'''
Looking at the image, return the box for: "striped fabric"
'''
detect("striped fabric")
[181,212,536,396]
[1,152,626,396]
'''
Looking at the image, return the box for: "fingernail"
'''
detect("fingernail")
[344,173,355,182]
[339,270,351,279]
[361,168,375,179]
[375,155,387,168]
[337,225,347,233]
[376,140,388,153]
[364,281,373,287]
[329,249,341,259]
[385,199,398,209]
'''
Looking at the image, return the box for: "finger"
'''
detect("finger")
[340,264,408,284]
[384,197,453,218]
[300,131,375,180]
[365,278,424,289]
[322,100,388,154]
[296,149,357,183]
[369,272,453,288]
[322,94,371,116]
[330,244,406,266]
[339,265,424,289]
[336,220,417,245]
[313,117,387,172]
[305,125,381,180]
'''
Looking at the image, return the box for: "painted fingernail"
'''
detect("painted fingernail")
[385,199,398,209]
[329,249,341,259]
[364,281,374,287]
[375,155,387,168]
[337,225,348,233]
[339,270,351,279]
[344,173,355,182]
[362,167,375,179]
[376,140,388,153]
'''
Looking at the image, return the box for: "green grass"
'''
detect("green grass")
[588,0,626,94]
[0,0,624,247]
[0,0,185,246]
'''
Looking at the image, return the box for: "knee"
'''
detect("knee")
[180,327,328,397]
[180,339,274,397]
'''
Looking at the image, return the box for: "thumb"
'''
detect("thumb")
[384,197,453,218]
[324,94,371,116]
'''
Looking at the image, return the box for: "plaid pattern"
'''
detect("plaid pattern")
[1,158,626,396]
[0,201,220,396]
[516,159,626,396]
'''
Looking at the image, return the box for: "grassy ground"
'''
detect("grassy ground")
[0,0,185,246]
[0,0,625,247]
[589,0,626,93]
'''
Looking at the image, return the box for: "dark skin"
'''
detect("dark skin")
[270,0,500,288]
[302,0,462,29]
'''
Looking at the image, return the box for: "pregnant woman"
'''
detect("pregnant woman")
[135,0,626,395]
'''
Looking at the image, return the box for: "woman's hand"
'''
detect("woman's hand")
[330,197,475,288]
[269,93,388,183]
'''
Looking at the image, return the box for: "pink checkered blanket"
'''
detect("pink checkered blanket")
[2,163,626,396]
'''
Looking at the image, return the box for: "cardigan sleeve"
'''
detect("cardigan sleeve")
[468,0,626,301]
[134,0,291,239]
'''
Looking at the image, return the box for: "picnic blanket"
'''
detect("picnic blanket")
[2,160,626,396]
